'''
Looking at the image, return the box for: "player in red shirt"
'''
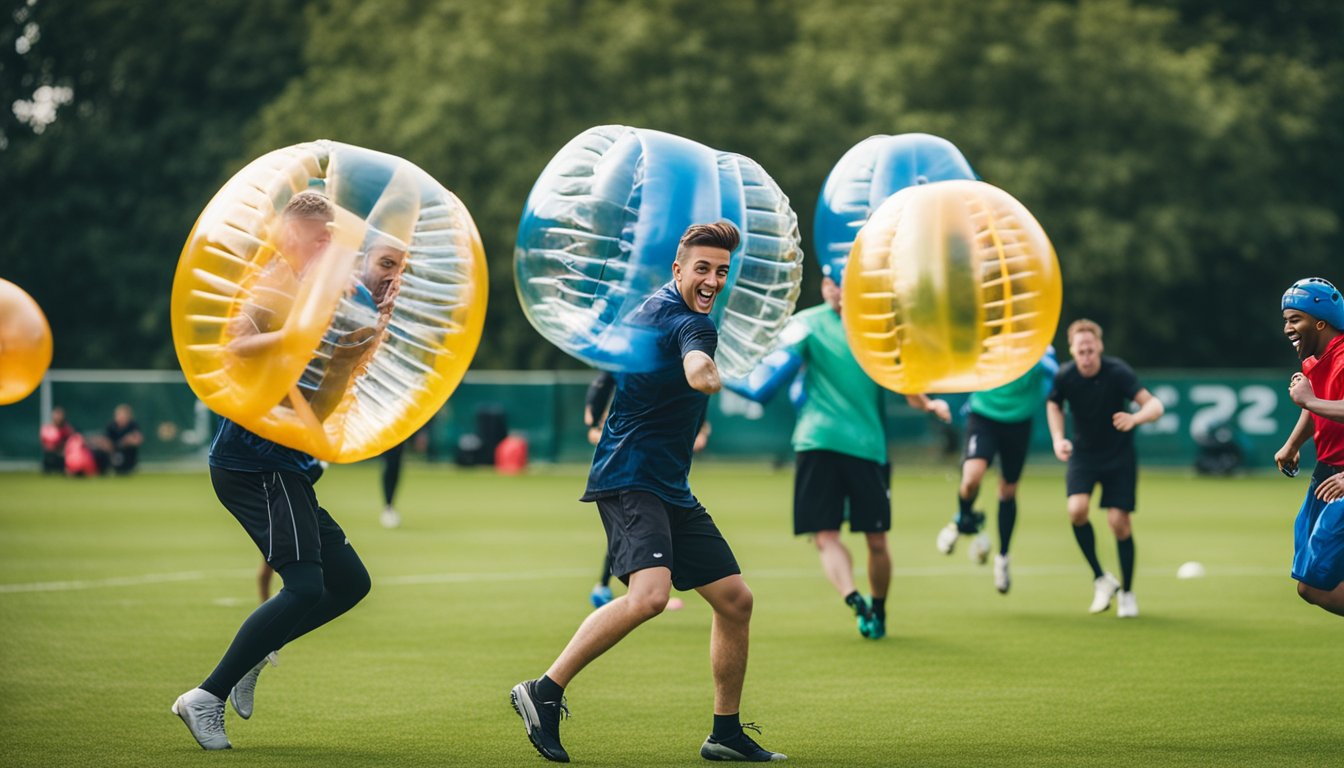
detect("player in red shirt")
[1275,277,1344,616]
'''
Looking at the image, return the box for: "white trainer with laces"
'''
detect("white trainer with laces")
[1089,572,1121,613]
[935,523,958,555]
[1117,590,1139,618]
[381,507,401,529]
[172,687,231,750]
[993,553,1011,594]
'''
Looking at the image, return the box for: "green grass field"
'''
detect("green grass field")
[1,463,1339,767]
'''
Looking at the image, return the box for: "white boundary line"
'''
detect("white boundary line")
[0,564,1286,595]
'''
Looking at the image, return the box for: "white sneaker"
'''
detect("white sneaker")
[968,534,991,565]
[993,553,1011,593]
[229,651,278,720]
[935,523,958,555]
[1117,590,1139,618]
[380,507,401,529]
[1089,573,1121,614]
[172,687,231,750]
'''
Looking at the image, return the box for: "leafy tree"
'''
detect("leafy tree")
[0,0,309,367]
[779,0,1338,366]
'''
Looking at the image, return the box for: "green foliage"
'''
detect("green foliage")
[0,0,308,367]
[3,0,1340,369]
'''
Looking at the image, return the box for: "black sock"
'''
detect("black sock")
[1117,536,1135,591]
[957,494,974,523]
[713,712,741,741]
[844,591,864,613]
[535,675,564,702]
[870,596,886,621]
[998,498,1018,555]
[200,561,325,699]
[1071,522,1104,579]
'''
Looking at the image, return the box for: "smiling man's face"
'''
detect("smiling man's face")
[1283,308,1325,361]
[672,245,732,314]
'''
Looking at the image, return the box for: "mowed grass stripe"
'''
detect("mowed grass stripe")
[0,463,1338,767]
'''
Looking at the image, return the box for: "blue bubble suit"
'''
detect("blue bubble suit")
[813,133,976,283]
[514,125,804,376]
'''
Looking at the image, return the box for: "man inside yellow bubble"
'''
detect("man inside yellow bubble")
[172,189,395,751]
[225,190,336,357]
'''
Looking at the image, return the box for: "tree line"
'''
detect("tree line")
[3,0,1339,371]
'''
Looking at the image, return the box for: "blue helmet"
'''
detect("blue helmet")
[1282,277,1344,330]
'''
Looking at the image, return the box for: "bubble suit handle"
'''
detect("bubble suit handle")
[171,140,488,462]
[814,134,976,284]
[842,179,1062,394]
[514,125,802,377]
[0,278,53,405]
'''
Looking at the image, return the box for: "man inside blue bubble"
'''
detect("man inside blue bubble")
[512,222,786,763]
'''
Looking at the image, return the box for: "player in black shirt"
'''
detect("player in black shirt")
[1047,319,1164,618]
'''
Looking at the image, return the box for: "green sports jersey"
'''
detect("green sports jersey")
[788,304,886,464]
[968,356,1054,423]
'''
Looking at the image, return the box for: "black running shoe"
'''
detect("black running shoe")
[955,510,986,535]
[510,679,570,763]
[700,723,787,762]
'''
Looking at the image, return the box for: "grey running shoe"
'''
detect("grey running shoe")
[511,679,570,762]
[701,723,786,762]
[172,687,231,750]
[229,652,277,720]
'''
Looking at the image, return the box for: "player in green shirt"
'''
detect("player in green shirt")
[936,349,1058,594]
[728,276,950,638]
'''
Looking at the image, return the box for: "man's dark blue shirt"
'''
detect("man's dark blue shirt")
[209,418,319,474]
[583,282,718,507]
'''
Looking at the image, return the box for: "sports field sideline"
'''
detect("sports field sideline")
[1,464,1338,767]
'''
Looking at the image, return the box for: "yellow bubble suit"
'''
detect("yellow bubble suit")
[842,180,1061,394]
[0,278,53,405]
[171,140,488,462]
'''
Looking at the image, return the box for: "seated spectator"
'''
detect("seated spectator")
[104,404,143,475]
[39,407,75,474]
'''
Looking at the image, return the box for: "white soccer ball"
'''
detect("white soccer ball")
[1176,561,1207,579]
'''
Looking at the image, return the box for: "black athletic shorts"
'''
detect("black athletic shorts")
[210,466,349,569]
[593,490,741,592]
[793,450,891,535]
[1065,451,1138,512]
[963,413,1034,484]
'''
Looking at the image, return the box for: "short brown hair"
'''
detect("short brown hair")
[282,190,334,221]
[1067,318,1103,344]
[676,221,740,262]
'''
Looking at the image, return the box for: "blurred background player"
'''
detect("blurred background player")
[1275,277,1344,616]
[39,406,74,474]
[92,403,143,475]
[1047,319,1164,618]
[584,369,696,611]
[727,273,950,639]
[379,440,406,529]
[937,348,1058,594]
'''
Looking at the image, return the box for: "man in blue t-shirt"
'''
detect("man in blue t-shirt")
[511,223,785,764]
